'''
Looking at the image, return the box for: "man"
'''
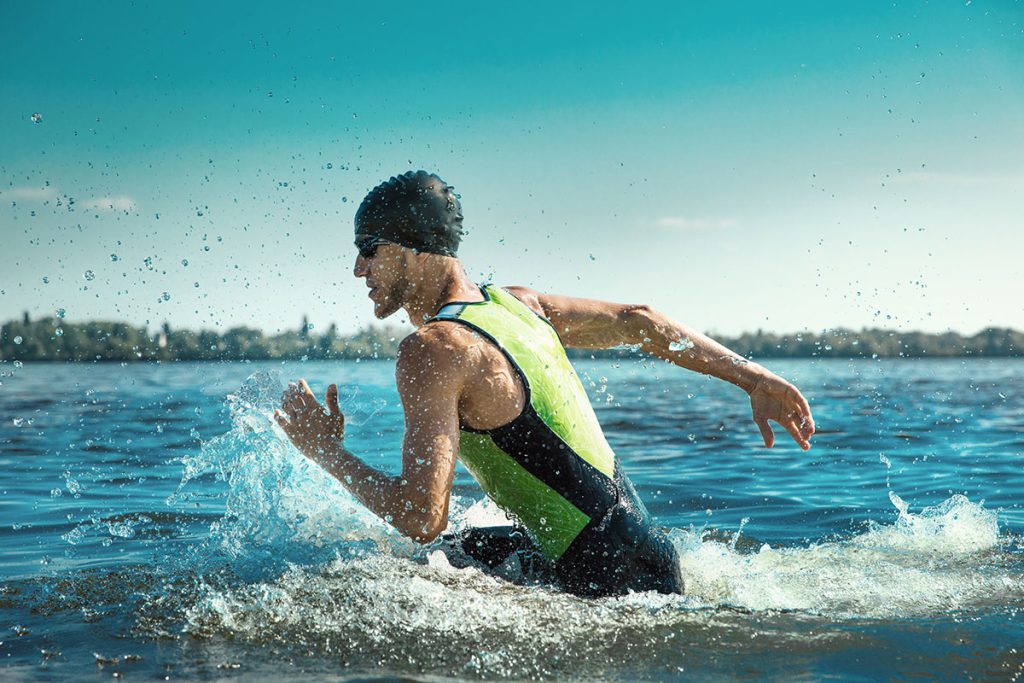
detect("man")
[275,170,815,597]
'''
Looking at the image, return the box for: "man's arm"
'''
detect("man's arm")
[505,286,815,450]
[274,328,462,542]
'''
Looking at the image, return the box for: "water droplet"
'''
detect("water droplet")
[56,308,66,318]
[12,417,24,427]
[669,338,694,352]
[160,292,171,302]
[30,112,42,124]
[341,196,348,203]
[326,163,333,169]
[13,336,23,344]
[888,490,909,515]
[54,327,64,336]
[42,276,49,284]
[84,270,96,281]
[110,253,119,262]
[13,360,23,368]
[181,259,189,267]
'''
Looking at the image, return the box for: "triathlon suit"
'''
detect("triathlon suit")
[429,285,683,598]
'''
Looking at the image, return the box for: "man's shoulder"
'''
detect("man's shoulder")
[501,285,545,318]
[397,322,476,365]
[395,323,477,395]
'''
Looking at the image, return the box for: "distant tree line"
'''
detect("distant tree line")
[0,313,1021,362]
[0,313,405,362]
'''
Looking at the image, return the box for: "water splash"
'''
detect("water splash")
[674,494,1010,618]
[167,370,409,577]
[163,373,1020,620]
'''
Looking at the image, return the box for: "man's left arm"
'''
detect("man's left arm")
[505,286,815,451]
[275,331,462,542]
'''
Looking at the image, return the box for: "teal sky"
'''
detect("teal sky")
[2,1,1022,337]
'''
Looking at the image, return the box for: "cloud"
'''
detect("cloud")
[655,216,738,230]
[1,185,58,201]
[81,196,138,213]
[887,171,1024,187]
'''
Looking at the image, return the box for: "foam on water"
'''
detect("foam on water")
[673,494,1014,618]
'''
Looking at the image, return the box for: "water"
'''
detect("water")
[1,358,1023,681]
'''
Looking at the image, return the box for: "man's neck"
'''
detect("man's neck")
[404,263,482,328]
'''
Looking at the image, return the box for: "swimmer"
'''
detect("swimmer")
[275,170,815,597]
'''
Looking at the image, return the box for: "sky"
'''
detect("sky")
[1,1,1022,337]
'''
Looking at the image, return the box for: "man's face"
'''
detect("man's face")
[353,240,410,320]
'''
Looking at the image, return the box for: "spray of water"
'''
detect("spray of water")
[164,372,1021,628]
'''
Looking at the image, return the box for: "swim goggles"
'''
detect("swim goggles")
[355,235,390,259]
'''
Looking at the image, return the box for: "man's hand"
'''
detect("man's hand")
[274,379,345,459]
[748,374,815,450]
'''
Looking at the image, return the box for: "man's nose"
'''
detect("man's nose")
[353,255,368,278]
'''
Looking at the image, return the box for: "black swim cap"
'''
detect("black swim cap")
[354,170,464,257]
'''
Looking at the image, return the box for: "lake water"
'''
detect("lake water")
[1,358,1022,681]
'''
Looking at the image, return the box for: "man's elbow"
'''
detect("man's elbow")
[395,511,448,543]
[620,304,659,341]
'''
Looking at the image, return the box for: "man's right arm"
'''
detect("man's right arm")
[275,328,463,542]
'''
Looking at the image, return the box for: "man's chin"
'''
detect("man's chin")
[372,302,400,320]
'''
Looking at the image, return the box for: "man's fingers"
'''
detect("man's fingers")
[800,413,816,438]
[326,383,341,417]
[783,419,810,451]
[756,418,775,448]
[299,379,316,400]
[273,409,292,434]
[282,392,303,419]
[285,381,308,408]
[791,391,815,436]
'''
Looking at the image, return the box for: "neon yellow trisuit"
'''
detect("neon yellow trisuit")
[430,285,683,597]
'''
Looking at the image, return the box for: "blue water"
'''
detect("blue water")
[1,358,1023,681]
